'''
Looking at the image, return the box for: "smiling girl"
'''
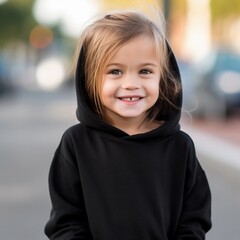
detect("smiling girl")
[45,11,212,240]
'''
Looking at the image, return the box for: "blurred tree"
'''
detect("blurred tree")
[0,0,37,45]
[211,0,240,20]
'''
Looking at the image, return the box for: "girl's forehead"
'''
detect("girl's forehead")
[126,34,156,46]
[108,35,159,60]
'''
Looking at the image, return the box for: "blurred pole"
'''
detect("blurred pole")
[163,0,170,24]
[183,0,211,61]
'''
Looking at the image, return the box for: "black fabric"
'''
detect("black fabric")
[45,43,212,239]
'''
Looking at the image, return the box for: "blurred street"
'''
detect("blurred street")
[0,87,77,240]
[0,87,240,240]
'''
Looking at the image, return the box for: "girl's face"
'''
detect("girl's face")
[100,35,161,125]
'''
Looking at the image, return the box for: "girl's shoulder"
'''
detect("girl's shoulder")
[58,123,86,149]
[63,123,88,139]
[173,130,197,150]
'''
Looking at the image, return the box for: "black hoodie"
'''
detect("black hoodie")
[45,45,212,239]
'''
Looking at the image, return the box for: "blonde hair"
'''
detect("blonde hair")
[75,10,181,120]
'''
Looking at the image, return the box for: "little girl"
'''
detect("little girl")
[45,11,212,239]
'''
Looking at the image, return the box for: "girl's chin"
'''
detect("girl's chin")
[111,111,147,120]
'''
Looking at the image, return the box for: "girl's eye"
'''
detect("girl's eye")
[140,69,152,74]
[109,69,122,75]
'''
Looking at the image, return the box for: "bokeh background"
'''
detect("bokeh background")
[0,0,240,239]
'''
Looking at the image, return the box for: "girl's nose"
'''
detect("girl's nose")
[122,74,140,90]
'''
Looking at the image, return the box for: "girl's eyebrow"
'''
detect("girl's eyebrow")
[106,63,123,68]
[139,63,159,68]
[106,63,159,68]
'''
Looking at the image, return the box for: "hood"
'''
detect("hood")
[75,43,182,140]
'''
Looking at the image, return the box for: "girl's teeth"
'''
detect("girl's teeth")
[122,97,140,101]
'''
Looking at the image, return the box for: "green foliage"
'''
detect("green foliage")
[0,0,37,44]
[211,0,240,20]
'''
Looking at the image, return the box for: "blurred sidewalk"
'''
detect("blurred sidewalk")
[181,117,240,171]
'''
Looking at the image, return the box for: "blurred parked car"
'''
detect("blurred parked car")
[179,49,240,119]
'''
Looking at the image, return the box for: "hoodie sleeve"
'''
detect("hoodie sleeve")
[174,140,212,240]
[44,133,93,239]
